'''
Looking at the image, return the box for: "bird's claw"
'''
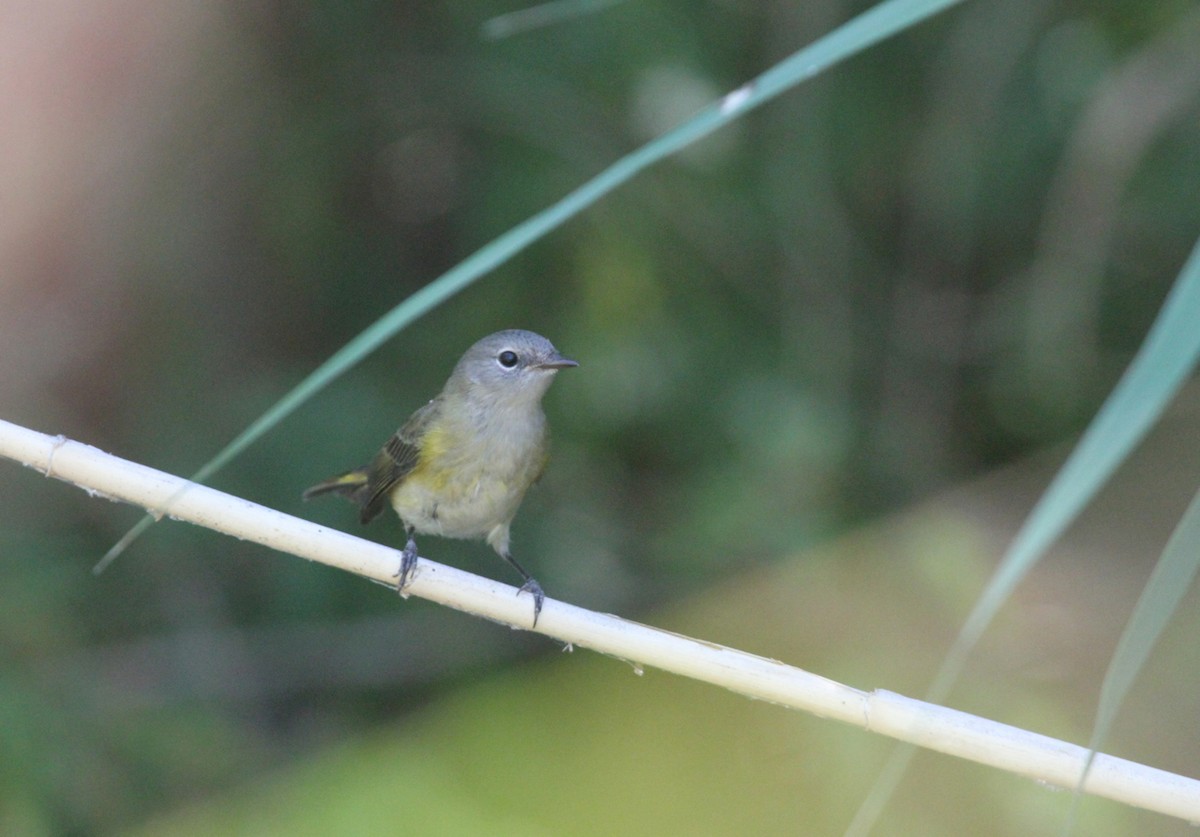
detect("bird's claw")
[518,577,545,627]
[396,538,419,594]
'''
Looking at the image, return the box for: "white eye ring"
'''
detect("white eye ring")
[498,350,519,368]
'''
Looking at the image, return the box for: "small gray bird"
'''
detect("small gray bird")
[303,330,577,625]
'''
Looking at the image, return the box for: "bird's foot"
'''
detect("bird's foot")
[396,538,419,596]
[517,577,545,628]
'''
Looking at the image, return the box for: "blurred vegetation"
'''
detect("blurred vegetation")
[2,1,1199,833]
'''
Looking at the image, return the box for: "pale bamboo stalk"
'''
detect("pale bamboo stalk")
[2,417,1199,823]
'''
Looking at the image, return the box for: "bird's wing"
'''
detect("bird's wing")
[359,399,436,523]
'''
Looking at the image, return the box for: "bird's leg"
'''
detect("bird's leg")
[396,529,419,594]
[501,552,544,627]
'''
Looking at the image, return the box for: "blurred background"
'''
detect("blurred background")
[3,1,1200,833]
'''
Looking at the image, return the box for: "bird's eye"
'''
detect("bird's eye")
[498,350,519,368]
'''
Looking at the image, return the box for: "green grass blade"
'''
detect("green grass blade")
[482,0,629,40]
[852,236,1200,835]
[1069,236,1200,811]
[98,0,968,570]
[1067,485,1200,826]
[932,234,1200,702]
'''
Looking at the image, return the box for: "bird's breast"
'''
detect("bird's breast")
[388,407,548,539]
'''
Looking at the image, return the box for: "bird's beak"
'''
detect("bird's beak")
[536,352,578,370]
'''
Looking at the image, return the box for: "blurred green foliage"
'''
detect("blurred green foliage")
[2,1,1199,832]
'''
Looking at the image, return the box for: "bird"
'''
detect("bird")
[303,330,577,626]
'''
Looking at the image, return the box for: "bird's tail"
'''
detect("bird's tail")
[302,469,369,502]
